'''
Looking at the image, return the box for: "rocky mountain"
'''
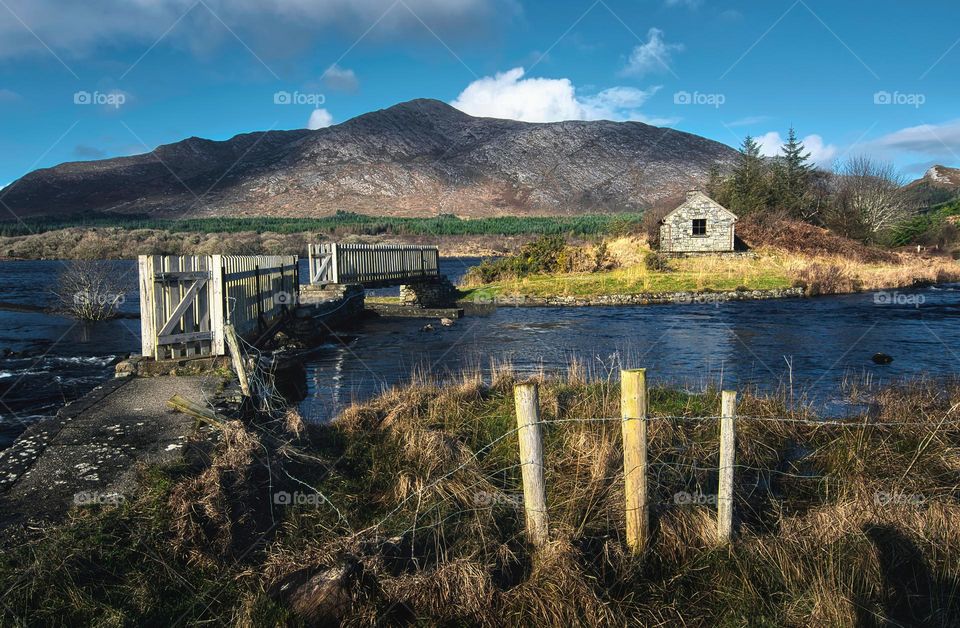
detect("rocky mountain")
[2,99,739,219]
[904,165,960,208]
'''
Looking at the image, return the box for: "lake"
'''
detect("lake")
[2,259,959,450]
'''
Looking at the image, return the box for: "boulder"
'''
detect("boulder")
[872,353,894,365]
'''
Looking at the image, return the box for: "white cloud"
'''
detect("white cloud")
[0,89,21,102]
[725,115,770,128]
[0,0,514,59]
[866,120,960,160]
[621,28,683,77]
[322,64,359,92]
[450,67,676,125]
[307,108,334,129]
[757,131,838,165]
[664,0,702,8]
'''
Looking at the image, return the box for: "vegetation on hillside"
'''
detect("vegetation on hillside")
[0,211,643,239]
[888,198,960,251]
[1,371,958,625]
[702,128,959,254]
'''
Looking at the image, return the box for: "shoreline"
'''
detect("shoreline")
[461,285,806,307]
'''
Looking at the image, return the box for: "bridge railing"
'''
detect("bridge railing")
[139,254,298,359]
[308,243,440,287]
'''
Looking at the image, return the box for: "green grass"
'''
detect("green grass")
[0,211,644,238]
[460,257,793,300]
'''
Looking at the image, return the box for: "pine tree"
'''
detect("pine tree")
[729,135,769,215]
[776,126,814,217]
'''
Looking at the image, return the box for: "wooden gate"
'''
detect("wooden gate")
[139,254,298,359]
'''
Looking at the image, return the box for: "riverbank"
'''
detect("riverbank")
[463,286,805,307]
[1,370,957,625]
[459,237,960,304]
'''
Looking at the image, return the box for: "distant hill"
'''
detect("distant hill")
[904,165,960,208]
[2,99,738,220]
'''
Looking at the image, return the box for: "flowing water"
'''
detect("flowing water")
[2,258,959,450]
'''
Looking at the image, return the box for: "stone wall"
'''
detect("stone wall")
[660,192,736,253]
[400,276,458,308]
[476,286,804,307]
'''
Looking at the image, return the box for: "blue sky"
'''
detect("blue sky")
[1,0,958,188]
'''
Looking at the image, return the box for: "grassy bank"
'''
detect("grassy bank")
[462,253,794,301]
[2,370,958,625]
[459,231,960,302]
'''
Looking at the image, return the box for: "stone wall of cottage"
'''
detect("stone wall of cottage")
[659,195,735,253]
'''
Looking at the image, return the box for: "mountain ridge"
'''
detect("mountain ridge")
[2,99,739,219]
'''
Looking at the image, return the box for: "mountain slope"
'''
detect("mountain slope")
[2,99,739,219]
[904,165,960,208]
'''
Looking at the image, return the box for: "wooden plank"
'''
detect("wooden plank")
[138,256,154,357]
[224,323,251,398]
[155,271,210,281]
[156,278,208,337]
[157,330,213,344]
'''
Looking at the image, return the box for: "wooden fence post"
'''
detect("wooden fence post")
[717,390,737,543]
[621,368,649,553]
[514,382,549,547]
[224,323,252,399]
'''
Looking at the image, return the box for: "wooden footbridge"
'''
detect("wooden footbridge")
[138,243,441,360]
[307,243,439,288]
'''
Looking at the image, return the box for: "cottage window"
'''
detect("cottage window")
[692,218,707,236]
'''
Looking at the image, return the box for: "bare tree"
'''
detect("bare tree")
[826,156,911,241]
[54,261,128,321]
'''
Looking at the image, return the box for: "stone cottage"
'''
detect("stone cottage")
[658,191,737,253]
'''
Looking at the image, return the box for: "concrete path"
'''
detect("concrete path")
[0,375,222,529]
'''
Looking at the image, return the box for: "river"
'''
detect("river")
[2,259,959,449]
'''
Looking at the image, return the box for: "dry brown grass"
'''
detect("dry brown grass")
[240,369,960,626]
[168,420,261,566]
[2,369,957,625]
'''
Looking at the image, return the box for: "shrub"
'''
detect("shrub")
[465,235,571,283]
[53,260,128,320]
[644,251,670,272]
[792,263,861,296]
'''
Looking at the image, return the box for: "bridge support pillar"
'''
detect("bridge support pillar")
[399,276,458,308]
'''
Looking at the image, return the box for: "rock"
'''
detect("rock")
[440,317,455,327]
[872,353,894,365]
[275,561,363,626]
[420,324,434,332]
[114,360,137,378]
